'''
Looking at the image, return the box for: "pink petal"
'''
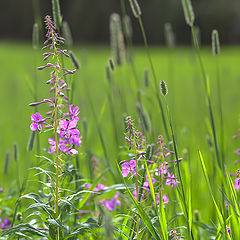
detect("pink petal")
[121,170,129,178]
[69,105,73,113]
[116,200,121,207]
[48,138,55,145]
[30,123,38,131]
[73,106,79,114]
[70,149,78,155]
[129,160,136,168]
[59,119,67,129]
[69,119,78,129]
[163,195,169,204]
[121,163,129,170]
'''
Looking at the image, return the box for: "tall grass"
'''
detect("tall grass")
[0,0,239,239]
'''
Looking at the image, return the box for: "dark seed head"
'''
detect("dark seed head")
[160,80,168,96]
[13,142,19,161]
[3,151,10,174]
[212,29,220,55]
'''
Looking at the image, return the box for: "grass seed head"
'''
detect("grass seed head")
[144,68,149,87]
[145,144,153,160]
[62,21,73,48]
[110,13,126,66]
[13,142,19,161]
[136,101,151,133]
[128,0,142,18]
[160,80,168,96]
[181,0,195,27]
[51,0,62,30]
[109,58,115,71]
[3,151,10,174]
[212,29,220,55]
[32,23,39,49]
[69,50,80,70]
[164,23,175,48]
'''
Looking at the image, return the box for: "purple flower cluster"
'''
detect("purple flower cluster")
[84,184,121,211]
[121,131,180,206]
[101,192,121,211]
[121,160,136,177]
[48,105,81,155]
[29,16,81,155]
[30,105,81,155]
[0,218,11,232]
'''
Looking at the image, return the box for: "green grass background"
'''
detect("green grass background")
[0,41,240,227]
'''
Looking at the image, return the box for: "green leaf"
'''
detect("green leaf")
[3,223,47,237]
[116,162,161,240]
[198,150,225,237]
[144,160,168,240]
[49,218,66,230]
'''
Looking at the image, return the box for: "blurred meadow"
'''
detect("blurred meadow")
[1,41,240,198]
[0,0,240,239]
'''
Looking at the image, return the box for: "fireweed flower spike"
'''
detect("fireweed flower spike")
[30,15,80,155]
[29,15,81,238]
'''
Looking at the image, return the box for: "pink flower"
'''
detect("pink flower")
[234,178,240,190]
[156,193,169,206]
[101,192,121,211]
[121,160,136,178]
[69,105,79,121]
[166,172,179,187]
[30,112,48,132]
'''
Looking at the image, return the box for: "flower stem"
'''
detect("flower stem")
[52,31,60,240]
[133,141,139,240]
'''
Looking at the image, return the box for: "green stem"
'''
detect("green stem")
[191,25,227,239]
[164,97,194,239]
[138,16,169,140]
[52,31,60,240]
[133,141,139,240]
[215,56,225,168]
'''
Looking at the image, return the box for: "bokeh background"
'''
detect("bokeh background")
[1,0,240,196]
[1,0,240,44]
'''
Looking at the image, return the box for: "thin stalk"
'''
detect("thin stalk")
[33,49,41,183]
[15,159,21,193]
[191,27,221,169]
[215,56,225,168]
[133,141,139,240]
[52,32,60,240]
[137,17,169,140]
[164,96,194,239]
[106,72,120,148]
[191,26,227,239]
